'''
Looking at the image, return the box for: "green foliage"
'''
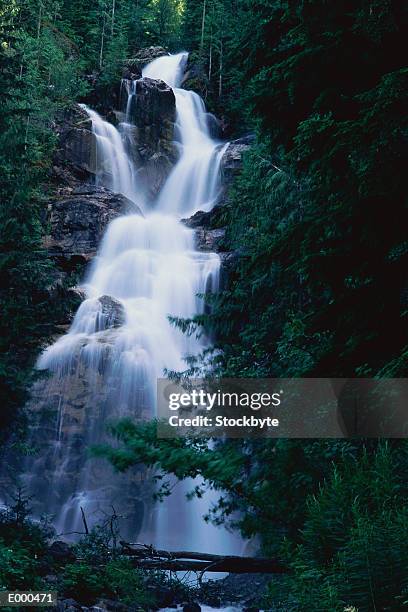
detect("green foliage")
[94,420,372,543]
[62,559,159,608]
[0,0,87,433]
[0,542,43,592]
[266,443,408,611]
[99,423,408,610]
[0,497,187,607]
[188,1,408,378]
[0,490,49,591]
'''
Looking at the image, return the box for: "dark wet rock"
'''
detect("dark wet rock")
[220,250,243,272]
[124,46,169,73]
[44,185,141,271]
[183,207,232,282]
[92,600,130,612]
[126,78,176,144]
[68,286,87,302]
[62,128,95,176]
[206,112,222,139]
[97,295,126,328]
[182,207,222,229]
[53,104,95,184]
[44,574,58,585]
[48,540,76,563]
[182,603,201,612]
[93,601,130,612]
[140,151,175,197]
[122,65,142,80]
[181,61,208,98]
[56,599,82,611]
[122,76,177,196]
[197,573,273,610]
[221,134,255,188]
[194,227,226,252]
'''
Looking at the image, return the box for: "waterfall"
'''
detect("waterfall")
[143,53,227,216]
[21,52,240,554]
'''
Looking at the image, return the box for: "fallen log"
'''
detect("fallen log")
[119,542,286,574]
[128,557,286,573]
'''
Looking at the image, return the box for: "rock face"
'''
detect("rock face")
[127,78,176,135]
[194,227,226,252]
[97,295,126,328]
[123,76,177,197]
[221,134,254,188]
[53,105,95,183]
[24,325,150,542]
[123,46,169,74]
[183,211,226,252]
[181,61,208,98]
[44,185,140,270]
[182,207,233,287]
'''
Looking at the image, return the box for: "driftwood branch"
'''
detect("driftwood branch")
[80,506,89,535]
[119,542,286,574]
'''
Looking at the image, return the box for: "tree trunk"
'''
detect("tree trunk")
[99,13,106,69]
[119,543,287,574]
[208,32,212,81]
[111,0,116,36]
[218,39,223,98]
[200,0,206,50]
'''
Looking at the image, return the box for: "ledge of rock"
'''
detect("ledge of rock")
[183,207,226,252]
[44,185,141,271]
[123,46,169,75]
[52,104,95,184]
[194,228,226,252]
[221,135,255,188]
[97,295,126,328]
[181,61,208,99]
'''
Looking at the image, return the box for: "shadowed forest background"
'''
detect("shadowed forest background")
[0,0,408,609]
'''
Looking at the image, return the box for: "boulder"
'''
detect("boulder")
[123,77,177,196]
[48,540,76,563]
[140,152,175,197]
[219,250,242,274]
[93,601,130,612]
[183,604,201,612]
[124,46,169,73]
[61,128,95,175]
[126,77,176,140]
[206,112,222,139]
[194,228,226,252]
[182,206,226,252]
[97,295,125,328]
[44,185,141,270]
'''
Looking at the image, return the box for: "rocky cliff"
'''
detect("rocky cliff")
[47,79,251,291]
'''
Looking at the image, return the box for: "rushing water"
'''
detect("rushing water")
[20,52,240,554]
[143,53,228,216]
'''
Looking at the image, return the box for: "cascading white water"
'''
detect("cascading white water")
[22,52,240,554]
[143,53,228,216]
[83,105,141,203]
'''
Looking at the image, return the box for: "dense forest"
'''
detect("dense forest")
[1,0,408,610]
